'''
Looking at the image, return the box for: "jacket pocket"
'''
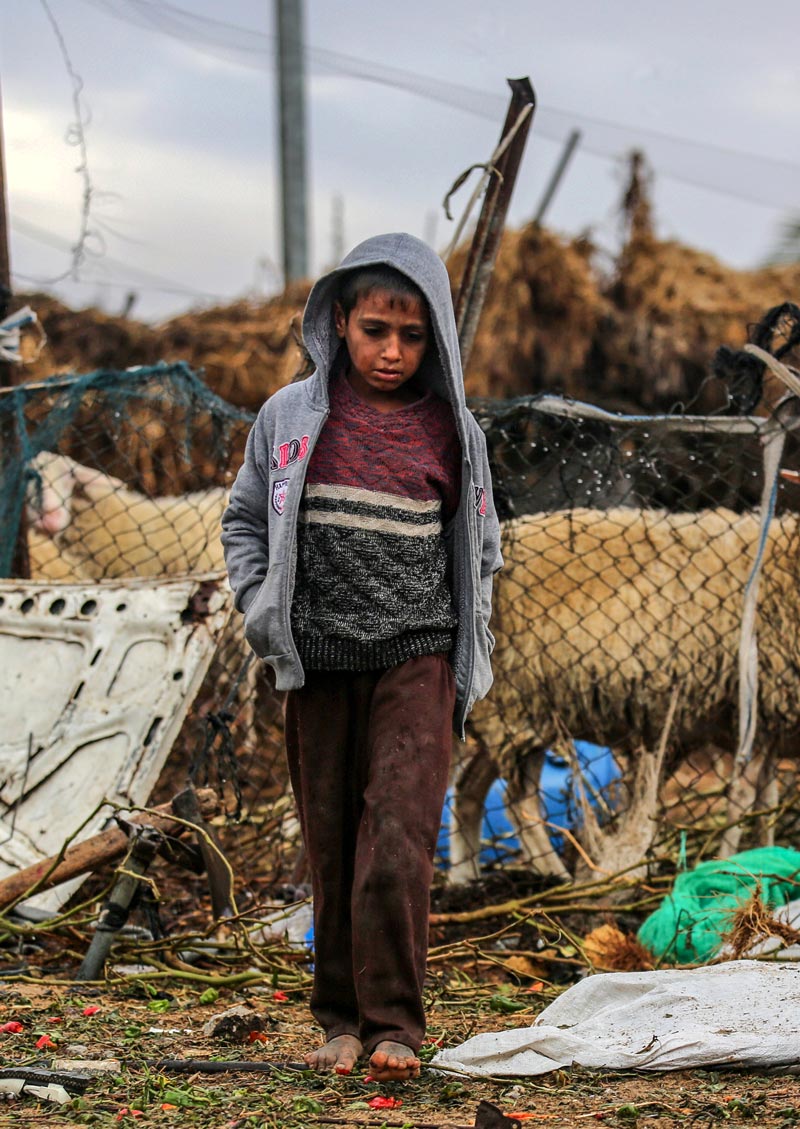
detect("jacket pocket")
[243,562,286,658]
[470,611,494,705]
[485,623,496,655]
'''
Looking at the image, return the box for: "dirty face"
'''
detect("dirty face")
[334,288,430,408]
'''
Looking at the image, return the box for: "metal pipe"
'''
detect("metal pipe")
[75,826,163,981]
[534,128,581,226]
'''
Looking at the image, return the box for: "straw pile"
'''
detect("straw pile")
[446,224,609,400]
[157,282,312,410]
[601,230,800,412]
[15,283,312,413]
[13,162,800,418]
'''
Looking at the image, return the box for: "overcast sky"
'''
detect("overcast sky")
[3,0,800,322]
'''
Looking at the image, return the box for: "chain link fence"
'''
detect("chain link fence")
[3,358,800,907]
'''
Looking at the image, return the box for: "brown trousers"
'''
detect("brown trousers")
[284,653,455,1056]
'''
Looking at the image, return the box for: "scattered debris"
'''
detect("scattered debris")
[150,1057,307,1074]
[0,1065,90,1105]
[53,1058,120,1076]
[202,1005,266,1042]
[727,888,800,959]
[475,1100,522,1128]
[0,576,232,915]
[583,923,654,971]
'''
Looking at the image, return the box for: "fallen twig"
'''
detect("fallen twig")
[0,786,218,911]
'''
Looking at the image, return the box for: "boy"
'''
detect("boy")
[222,233,502,1082]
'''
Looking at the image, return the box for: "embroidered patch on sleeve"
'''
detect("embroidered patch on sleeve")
[272,478,289,515]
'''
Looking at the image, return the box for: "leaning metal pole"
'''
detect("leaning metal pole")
[75,827,164,982]
[454,77,536,371]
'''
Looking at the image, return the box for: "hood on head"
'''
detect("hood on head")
[301,232,464,407]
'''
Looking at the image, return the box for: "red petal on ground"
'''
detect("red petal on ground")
[368,1096,403,1109]
[0,1022,23,1034]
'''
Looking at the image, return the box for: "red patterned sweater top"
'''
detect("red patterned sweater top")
[290,370,462,671]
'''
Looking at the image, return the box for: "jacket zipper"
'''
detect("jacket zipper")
[281,405,330,671]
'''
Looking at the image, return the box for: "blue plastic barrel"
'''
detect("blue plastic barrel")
[436,741,620,868]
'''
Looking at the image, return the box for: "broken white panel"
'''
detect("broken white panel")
[0,574,233,913]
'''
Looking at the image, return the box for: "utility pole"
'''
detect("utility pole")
[331,193,344,268]
[275,0,308,286]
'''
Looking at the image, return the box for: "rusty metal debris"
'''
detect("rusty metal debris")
[452,76,536,370]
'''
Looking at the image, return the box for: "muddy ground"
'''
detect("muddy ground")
[0,974,798,1129]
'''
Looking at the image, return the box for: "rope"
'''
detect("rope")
[442,102,534,261]
[734,347,800,767]
[735,418,786,766]
[515,393,770,435]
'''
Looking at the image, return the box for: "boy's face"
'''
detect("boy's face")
[334,288,429,406]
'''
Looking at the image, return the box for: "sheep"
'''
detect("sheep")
[25,451,228,579]
[451,505,800,883]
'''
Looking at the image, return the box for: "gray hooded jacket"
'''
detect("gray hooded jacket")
[221,232,503,736]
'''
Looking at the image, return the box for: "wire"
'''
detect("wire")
[76,0,800,215]
[11,215,226,301]
[37,0,97,284]
[12,270,227,302]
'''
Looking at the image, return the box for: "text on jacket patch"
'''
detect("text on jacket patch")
[271,435,310,470]
[272,478,289,515]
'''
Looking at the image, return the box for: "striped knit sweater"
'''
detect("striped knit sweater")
[290,371,462,670]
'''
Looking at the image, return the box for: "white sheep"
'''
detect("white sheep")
[25,450,228,579]
[451,505,799,882]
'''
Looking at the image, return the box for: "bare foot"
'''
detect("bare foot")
[368,1040,421,1081]
[304,1033,362,1074]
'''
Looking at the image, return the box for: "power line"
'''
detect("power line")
[77,0,798,194]
[13,270,225,302]
[11,214,226,300]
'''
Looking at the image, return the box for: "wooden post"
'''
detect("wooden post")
[0,82,10,316]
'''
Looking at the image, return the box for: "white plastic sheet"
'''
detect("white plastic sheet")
[433,962,800,1077]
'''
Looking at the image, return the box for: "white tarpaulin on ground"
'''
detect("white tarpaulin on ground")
[433,962,800,1077]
